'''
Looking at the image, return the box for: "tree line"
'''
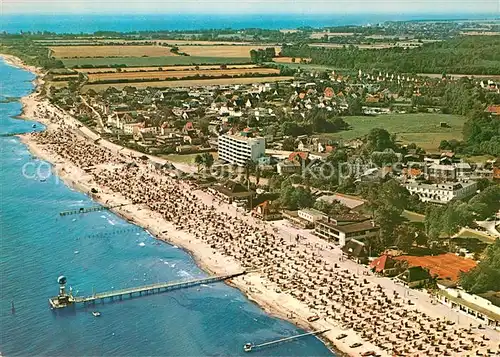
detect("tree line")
[280,36,500,75]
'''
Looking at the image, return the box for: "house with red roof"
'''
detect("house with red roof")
[485,105,500,116]
[253,200,282,221]
[369,255,400,276]
[288,151,309,162]
[324,87,335,99]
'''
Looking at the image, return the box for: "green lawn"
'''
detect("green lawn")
[63,56,251,68]
[319,113,467,151]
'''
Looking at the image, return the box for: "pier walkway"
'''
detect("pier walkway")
[59,203,130,216]
[49,272,246,309]
[244,329,330,352]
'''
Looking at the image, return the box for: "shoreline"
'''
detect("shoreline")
[5,53,498,357]
[2,54,350,356]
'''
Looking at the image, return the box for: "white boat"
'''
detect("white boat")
[92,311,101,317]
[243,343,253,352]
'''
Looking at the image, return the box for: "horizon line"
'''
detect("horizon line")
[3,11,500,16]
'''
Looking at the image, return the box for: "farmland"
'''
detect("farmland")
[81,76,294,92]
[50,45,178,58]
[273,57,311,63]
[318,113,467,151]
[62,56,252,68]
[75,64,259,73]
[178,45,280,58]
[86,67,281,83]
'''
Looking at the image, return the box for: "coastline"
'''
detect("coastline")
[2,54,355,356]
[4,53,499,357]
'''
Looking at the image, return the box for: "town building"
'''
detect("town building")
[341,239,369,264]
[209,180,254,205]
[298,208,328,224]
[314,217,379,247]
[404,181,477,204]
[426,163,457,181]
[253,201,282,221]
[277,160,301,175]
[218,133,265,166]
[436,288,500,329]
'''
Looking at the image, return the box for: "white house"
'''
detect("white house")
[405,181,477,204]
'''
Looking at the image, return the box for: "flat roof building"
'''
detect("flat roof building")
[218,134,265,166]
[315,217,379,247]
[405,181,477,204]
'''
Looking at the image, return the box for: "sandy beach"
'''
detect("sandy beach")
[4,53,499,357]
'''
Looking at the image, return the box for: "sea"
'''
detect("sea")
[0,59,334,356]
[2,13,498,34]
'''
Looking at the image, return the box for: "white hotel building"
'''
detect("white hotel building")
[218,134,266,166]
[404,181,477,204]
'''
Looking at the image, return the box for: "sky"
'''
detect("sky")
[2,0,499,15]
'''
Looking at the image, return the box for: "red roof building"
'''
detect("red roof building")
[288,151,309,162]
[485,105,500,116]
[394,253,476,282]
[370,255,399,276]
[324,87,335,98]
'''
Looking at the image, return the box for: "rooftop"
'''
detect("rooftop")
[317,218,378,234]
[394,253,477,282]
[405,181,477,191]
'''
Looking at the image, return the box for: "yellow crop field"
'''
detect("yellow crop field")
[50,45,179,58]
[86,68,281,83]
[75,64,259,73]
[178,45,281,58]
[273,57,312,63]
[95,39,255,45]
[82,76,293,91]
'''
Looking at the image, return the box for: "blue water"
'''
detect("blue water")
[0,59,334,356]
[2,13,498,34]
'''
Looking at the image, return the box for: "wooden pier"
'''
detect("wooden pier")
[59,203,130,216]
[49,272,246,309]
[243,329,330,352]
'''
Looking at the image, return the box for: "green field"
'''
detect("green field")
[62,56,251,68]
[319,113,467,151]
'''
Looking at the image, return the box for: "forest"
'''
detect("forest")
[281,36,500,75]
